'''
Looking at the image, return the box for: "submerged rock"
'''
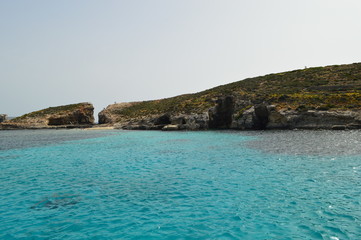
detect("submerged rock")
[31,193,80,210]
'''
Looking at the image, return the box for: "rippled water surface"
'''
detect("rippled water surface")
[0,130,361,239]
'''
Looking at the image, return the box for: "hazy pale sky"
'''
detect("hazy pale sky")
[1,0,361,117]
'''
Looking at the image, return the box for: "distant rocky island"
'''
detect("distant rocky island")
[2,63,361,130]
[0,103,94,130]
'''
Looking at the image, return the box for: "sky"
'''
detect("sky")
[1,0,361,118]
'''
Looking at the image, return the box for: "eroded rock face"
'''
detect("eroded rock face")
[98,110,113,124]
[99,99,361,131]
[231,103,361,130]
[47,109,94,126]
[171,113,209,130]
[98,102,138,124]
[115,113,209,130]
[231,103,272,130]
[286,110,361,129]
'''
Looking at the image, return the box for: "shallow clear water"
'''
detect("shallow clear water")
[0,130,361,239]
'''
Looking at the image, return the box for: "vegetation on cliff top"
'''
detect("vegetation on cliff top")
[12,103,92,122]
[109,63,361,119]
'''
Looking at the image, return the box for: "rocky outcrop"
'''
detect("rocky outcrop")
[0,114,7,123]
[98,102,138,124]
[284,110,361,129]
[0,103,94,130]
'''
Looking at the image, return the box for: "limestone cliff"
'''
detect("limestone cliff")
[98,62,361,130]
[0,103,94,130]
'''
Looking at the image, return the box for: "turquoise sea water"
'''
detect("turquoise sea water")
[0,130,361,239]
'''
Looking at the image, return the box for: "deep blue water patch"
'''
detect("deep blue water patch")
[0,130,360,239]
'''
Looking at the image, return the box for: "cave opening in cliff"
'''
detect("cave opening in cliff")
[254,105,269,130]
[154,114,171,125]
[208,96,234,129]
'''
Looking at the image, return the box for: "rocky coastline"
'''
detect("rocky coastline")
[3,63,361,131]
[98,100,361,131]
[97,63,361,131]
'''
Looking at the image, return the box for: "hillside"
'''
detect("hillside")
[99,63,361,130]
